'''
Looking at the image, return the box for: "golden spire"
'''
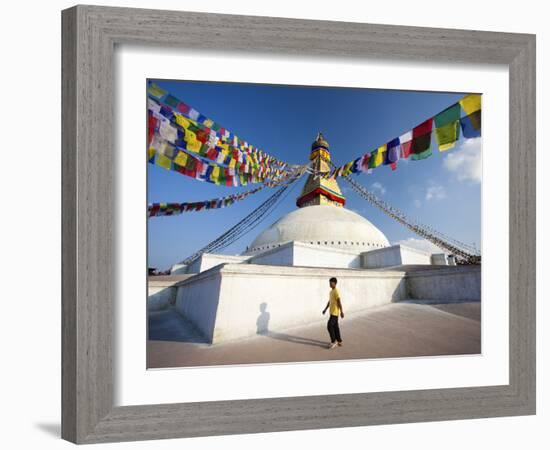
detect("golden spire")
[296,133,346,208]
[312,132,329,152]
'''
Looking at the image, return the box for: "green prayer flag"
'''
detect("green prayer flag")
[199,143,209,156]
[367,149,377,169]
[411,148,432,160]
[187,122,201,134]
[433,103,461,151]
[434,103,461,127]
[185,156,197,171]
[164,95,179,108]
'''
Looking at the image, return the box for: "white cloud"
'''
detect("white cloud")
[393,238,444,254]
[443,137,482,183]
[370,181,386,195]
[413,199,422,208]
[425,184,446,201]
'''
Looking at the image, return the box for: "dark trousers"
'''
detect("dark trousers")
[327,315,342,343]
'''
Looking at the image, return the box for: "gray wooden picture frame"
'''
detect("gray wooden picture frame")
[61,4,536,444]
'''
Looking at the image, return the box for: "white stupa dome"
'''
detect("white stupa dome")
[246,205,390,254]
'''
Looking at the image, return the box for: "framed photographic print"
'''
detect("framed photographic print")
[61,4,536,444]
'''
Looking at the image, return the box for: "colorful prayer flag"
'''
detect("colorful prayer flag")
[155,153,172,170]
[368,144,386,168]
[411,118,433,160]
[459,94,481,115]
[174,151,188,167]
[460,111,482,138]
[147,83,166,99]
[435,121,460,151]
[164,95,179,108]
[399,131,413,159]
[434,103,461,151]
[387,138,400,163]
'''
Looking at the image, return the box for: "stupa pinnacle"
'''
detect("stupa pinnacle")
[296,133,346,208]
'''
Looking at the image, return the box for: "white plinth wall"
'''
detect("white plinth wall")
[171,241,440,275]
[175,264,407,343]
[172,263,481,344]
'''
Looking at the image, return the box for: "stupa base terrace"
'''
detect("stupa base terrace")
[148,262,480,345]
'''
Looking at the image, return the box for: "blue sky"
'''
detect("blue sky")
[148,79,481,270]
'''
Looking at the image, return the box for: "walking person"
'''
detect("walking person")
[322,277,344,349]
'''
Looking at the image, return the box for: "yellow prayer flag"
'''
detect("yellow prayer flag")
[374,144,386,167]
[174,113,192,129]
[174,151,188,167]
[155,153,172,170]
[436,121,460,152]
[184,132,202,153]
[439,142,456,151]
[459,94,481,115]
[147,84,166,98]
[211,165,220,182]
[342,161,354,175]
[203,119,214,128]
[228,158,237,169]
[148,147,156,161]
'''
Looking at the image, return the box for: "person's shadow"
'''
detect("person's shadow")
[256,302,271,335]
[256,302,327,348]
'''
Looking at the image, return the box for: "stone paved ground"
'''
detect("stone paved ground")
[147,301,481,369]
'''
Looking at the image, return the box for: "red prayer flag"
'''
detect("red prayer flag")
[361,153,370,171]
[177,102,190,114]
[195,129,209,144]
[149,204,160,217]
[413,118,433,138]
[206,147,218,160]
[400,141,412,158]
[148,114,157,146]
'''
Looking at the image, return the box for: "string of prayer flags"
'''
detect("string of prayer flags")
[323,93,483,179]
[149,131,307,187]
[148,108,287,182]
[148,97,287,179]
[148,185,265,217]
[148,167,305,217]
[150,137,242,186]
[147,83,290,172]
